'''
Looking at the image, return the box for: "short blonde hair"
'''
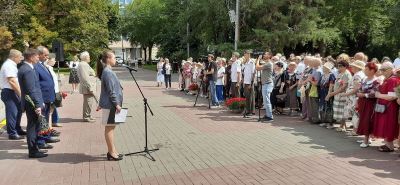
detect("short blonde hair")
[80,51,90,62]
[46,58,56,66]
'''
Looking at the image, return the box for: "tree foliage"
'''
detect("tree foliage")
[121,0,400,60]
[121,0,165,62]
[0,0,120,62]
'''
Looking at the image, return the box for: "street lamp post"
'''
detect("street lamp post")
[181,0,190,58]
[234,0,239,51]
[121,35,125,64]
[187,22,190,58]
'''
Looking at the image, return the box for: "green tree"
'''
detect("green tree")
[31,0,119,60]
[323,0,396,57]
[122,0,165,62]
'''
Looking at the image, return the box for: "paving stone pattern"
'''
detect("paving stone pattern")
[1,68,400,185]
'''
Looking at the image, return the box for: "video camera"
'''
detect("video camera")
[251,50,264,59]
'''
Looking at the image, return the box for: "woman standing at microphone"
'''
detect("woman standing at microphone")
[96,50,124,161]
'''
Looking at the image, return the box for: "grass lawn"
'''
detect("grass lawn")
[54,68,71,74]
[143,64,157,71]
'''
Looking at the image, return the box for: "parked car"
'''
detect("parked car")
[115,56,123,65]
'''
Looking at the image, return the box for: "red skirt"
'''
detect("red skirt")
[356,98,375,136]
[373,101,399,142]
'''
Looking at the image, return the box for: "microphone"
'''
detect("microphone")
[121,64,137,72]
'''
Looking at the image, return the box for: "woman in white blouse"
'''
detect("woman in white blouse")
[68,55,80,93]
[216,58,226,103]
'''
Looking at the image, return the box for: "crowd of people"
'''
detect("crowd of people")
[0,47,123,160]
[156,50,400,152]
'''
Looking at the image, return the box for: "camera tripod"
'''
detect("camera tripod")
[193,79,211,109]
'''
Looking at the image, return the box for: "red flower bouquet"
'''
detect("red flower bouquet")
[225,98,246,110]
[188,83,199,91]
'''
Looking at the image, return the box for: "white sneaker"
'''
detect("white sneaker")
[326,125,334,129]
[357,140,371,144]
[319,123,327,127]
[360,143,369,148]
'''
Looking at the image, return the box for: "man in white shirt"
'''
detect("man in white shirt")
[393,52,400,69]
[0,49,26,140]
[243,50,256,117]
[230,52,241,98]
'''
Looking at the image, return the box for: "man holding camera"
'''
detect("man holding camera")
[256,52,274,122]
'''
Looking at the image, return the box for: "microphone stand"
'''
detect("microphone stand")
[124,68,159,161]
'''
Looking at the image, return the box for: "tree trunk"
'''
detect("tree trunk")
[148,44,153,63]
[143,47,147,63]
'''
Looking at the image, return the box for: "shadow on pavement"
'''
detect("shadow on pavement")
[36,153,105,163]
[270,118,400,181]
[58,118,84,123]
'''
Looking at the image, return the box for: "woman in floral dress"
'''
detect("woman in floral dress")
[341,60,366,134]
[326,57,352,131]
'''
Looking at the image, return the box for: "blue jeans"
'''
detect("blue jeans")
[262,83,274,118]
[209,80,219,106]
[1,89,22,136]
[216,85,224,103]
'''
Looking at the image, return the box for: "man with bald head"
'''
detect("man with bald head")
[0,49,26,140]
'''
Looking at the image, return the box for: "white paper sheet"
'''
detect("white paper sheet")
[115,108,128,123]
[388,92,396,97]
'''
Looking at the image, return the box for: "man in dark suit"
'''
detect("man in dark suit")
[35,46,60,146]
[18,48,47,158]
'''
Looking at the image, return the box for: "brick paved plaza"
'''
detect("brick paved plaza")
[1,68,400,185]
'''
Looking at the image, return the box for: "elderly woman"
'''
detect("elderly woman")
[319,62,336,128]
[341,60,366,135]
[45,57,61,128]
[326,55,352,131]
[285,62,298,116]
[156,58,165,87]
[373,62,400,152]
[77,51,97,122]
[356,62,379,148]
[299,57,313,120]
[182,60,192,92]
[271,62,286,115]
[308,58,322,123]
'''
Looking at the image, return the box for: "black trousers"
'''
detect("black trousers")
[25,104,40,154]
[164,74,171,88]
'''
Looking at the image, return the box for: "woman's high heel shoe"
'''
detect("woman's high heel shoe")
[107,152,123,161]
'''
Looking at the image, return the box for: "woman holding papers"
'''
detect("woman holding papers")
[96,50,124,161]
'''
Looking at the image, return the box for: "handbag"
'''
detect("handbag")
[276,94,287,104]
[374,103,386,113]
[309,85,319,98]
[54,92,63,107]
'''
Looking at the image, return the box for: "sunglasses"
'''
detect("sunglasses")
[379,68,390,71]
[337,65,344,68]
